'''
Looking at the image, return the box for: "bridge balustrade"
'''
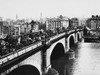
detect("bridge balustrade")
[42,32,66,45]
[0,28,83,66]
[67,30,75,34]
[45,29,80,44]
[0,41,42,66]
[49,32,66,42]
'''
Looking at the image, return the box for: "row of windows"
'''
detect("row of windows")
[47,20,63,30]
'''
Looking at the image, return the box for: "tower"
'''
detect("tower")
[40,12,43,23]
[16,14,18,20]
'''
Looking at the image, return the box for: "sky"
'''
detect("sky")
[0,0,100,20]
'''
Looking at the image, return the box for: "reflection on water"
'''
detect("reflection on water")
[52,42,100,75]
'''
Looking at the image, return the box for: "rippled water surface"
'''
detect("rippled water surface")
[72,43,100,75]
[53,42,100,75]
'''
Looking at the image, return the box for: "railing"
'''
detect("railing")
[67,30,75,34]
[45,29,77,44]
[43,32,66,45]
[0,41,42,65]
[0,28,82,66]
[49,32,66,41]
[0,32,67,66]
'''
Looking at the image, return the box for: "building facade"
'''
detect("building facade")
[70,18,79,28]
[86,15,100,30]
[45,15,69,31]
[0,19,33,38]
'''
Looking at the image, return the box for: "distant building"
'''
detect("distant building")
[0,21,3,38]
[46,18,58,31]
[30,20,40,32]
[0,19,32,38]
[32,23,39,32]
[45,15,69,30]
[0,17,3,21]
[38,23,46,31]
[79,18,87,26]
[60,15,69,29]
[86,15,100,30]
[14,25,20,36]
[70,18,79,28]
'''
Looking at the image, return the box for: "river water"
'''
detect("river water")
[52,41,100,75]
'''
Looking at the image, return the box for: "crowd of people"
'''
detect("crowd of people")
[0,28,66,57]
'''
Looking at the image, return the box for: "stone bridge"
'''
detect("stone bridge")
[0,29,83,75]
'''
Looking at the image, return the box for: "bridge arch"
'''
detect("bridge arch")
[77,31,83,42]
[50,43,65,68]
[50,43,65,61]
[46,38,66,71]
[69,35,75,48]
[7,65,40,75]
[77,33,80,41]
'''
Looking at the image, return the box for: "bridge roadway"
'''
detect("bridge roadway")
[0,29,83,75]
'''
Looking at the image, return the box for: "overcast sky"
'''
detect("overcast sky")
[0,0,100,20]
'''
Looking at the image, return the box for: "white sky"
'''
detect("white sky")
[0,0,100,20]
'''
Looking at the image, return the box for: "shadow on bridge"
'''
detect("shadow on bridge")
[7,65,40,75]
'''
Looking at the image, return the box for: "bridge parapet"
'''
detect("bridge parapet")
[46,28,82,44]
[49,33,66,42]
[0,29,82,64]
[0,41,42,66]
[67,30,75,34]
[0,28,83,71]
[0,32,67,67]
[42,32,66,48]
